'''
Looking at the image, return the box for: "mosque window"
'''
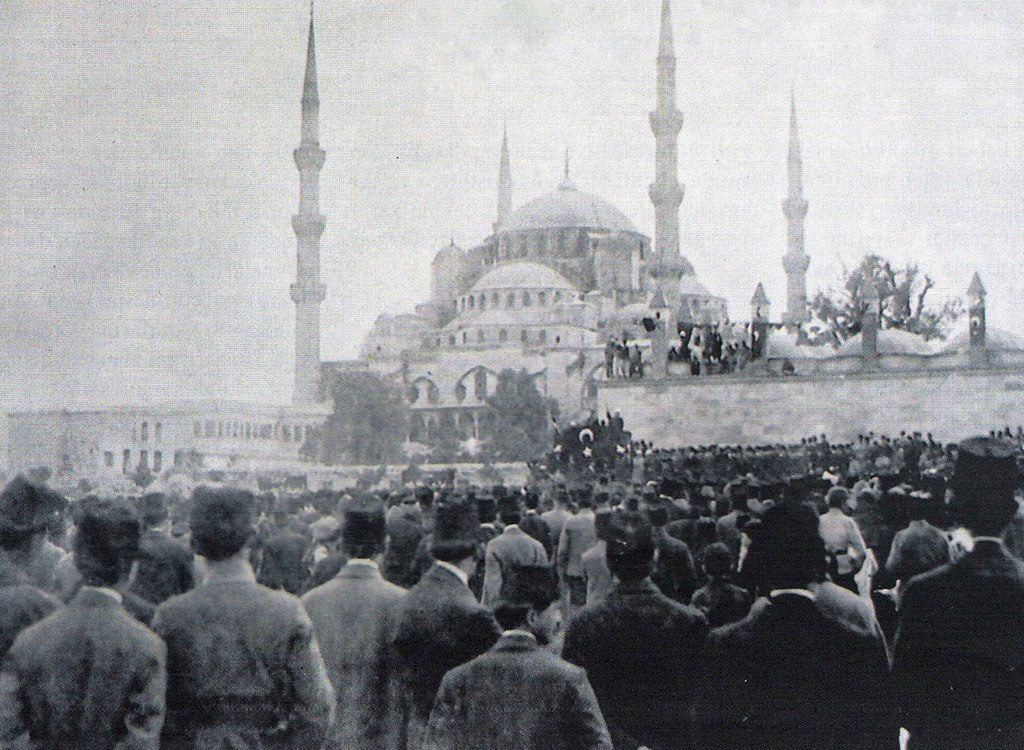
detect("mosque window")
[553,291,562,302]
[104,451,114,468]
[539,330,547,344]
[173,451,183,466]
[260,424,272,439]
[153,451,162,473]
[492,293,499,306]
[462,331,468,344]
[477,329,485,343]
[295,425,303,442]
[538,291,547,306]
[141,422,148,442]
[193,422,201,438]
[448,335,456,347]
[283,425,291,441]
[523,292,532,307]
[205,421,215,438]
[139,450,148,469]
[428,383,440,404]
[474,370,487,400]
[408,386,419,404]
[245,424,252,439]
[469,296,475,309]
[521,330,529,343]
[217,422,223,438]
[479,295,486,311]
[499,329,508,343]
[507,292,516,308]
[155,422,162,441]
[123,450,131,475]
[555,335,561,344]
[455,383,466,402]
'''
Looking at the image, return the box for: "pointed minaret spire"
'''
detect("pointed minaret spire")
[291,6,327,405]
[559,146,575,191]
[782,92,810,326]
[649,0,685,270]
[495,123,512,231]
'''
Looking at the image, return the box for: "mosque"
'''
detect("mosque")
[317,0,800,448]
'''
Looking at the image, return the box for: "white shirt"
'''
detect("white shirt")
[81,586,123,605]
[347,559,380,570]
[769,588,816,602]
[435,560,470,587]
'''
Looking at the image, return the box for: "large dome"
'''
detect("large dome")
[502,181,638,234]
[470,262,577,294]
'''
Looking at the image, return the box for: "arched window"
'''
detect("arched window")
[555,335,561,344]
[538,291,547,306]
[523,292,532,307]
[479,295,486,311]
[428,383,440,404]
[521,329,529,343]
[454,382,466,402]
[448,335,456,347]
[507,292,516,308]
[469,296,475,309]
[477,329,485,343]
[538,329,547,344]
[141,422,148,442]
[474,370,487,400]
[499,329,508,343]
[492,293,499,306]
[462,331,468,344]
[407,385,419,403]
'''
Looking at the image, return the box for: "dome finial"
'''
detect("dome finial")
[559,146,576,191]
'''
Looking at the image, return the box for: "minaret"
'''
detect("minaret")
[782,93,810,325]
[649,0,685,269]
[494,125,512,233]
[290,6,327,406]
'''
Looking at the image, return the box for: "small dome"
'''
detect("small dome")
[941,323,1024,353]
[502,183,637,234]
[431,241,463,264]
[837,329,936,357]
[470,262,577,294]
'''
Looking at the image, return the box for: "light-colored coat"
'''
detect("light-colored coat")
[481,527,548,606]
[301,561,407,750]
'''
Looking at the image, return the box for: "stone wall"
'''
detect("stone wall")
[597,367,1024,447]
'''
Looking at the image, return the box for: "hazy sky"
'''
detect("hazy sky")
[1,0,1022,409]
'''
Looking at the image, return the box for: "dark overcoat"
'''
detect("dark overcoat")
[390,563,501,749]
[130,529,196,605]
[893,539,1024,749]
[422,632,611,750]
[562,577,708,750]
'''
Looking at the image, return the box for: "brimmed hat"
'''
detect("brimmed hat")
[0,477,66,537]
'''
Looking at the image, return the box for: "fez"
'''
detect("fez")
[950,436,1020,531]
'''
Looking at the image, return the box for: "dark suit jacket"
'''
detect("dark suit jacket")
[390,563,501,748]
[301,561,407,750]
[519,511,553,558]
[0,587,166,750]
[698,591,894,750]
[130,529,196,605]
[893,539,1024,749]
[562,578,709,750]
[423,632,611,750]
[383,512,425,588]
[257,529,309,594]
[651,530,698,603]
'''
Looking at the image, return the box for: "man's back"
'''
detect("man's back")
[0,588,166,750]
[423,633,611,750]
[541,508,571,548]
[0,561,60,660]
[519,511,553,557]
[391,563,501,747]
[153,572,334,749]
[885,519,949,583]
[562,578,708,749]
[257,529,309,594]
[131,528,195,605]
[482,527,548,605]
[894,540,1024,749]
[382,512,424,588]
[557,511,596,578]
[301,562,407,750]
[699,592,892,750]
[580,542,614,606]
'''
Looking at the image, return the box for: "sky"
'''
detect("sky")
[0,0,1022,409]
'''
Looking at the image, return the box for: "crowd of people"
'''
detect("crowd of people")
[0,426,1021,748]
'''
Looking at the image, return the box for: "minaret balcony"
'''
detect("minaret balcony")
[782,198,808,221]
[649,109,683,136]
[290,282,326,305]
[649,182,684,208]
[782,252,810,275]
[292,213,326,237]
[294,146,326,171]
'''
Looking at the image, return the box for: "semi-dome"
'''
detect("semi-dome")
[501,182,638,234]
[431,240,463,264]
[470,262,577,294]
[836,329,936,357]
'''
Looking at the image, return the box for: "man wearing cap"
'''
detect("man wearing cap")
[698,502,893,750]
[302,495,407,750]
[131,492,196,605]
[563,511,708,750]
[482,496,548,606]
[882,491,949,587]
[0,498,167,750]
[894,436,1024,749]
[0,477,62,660]
[391,499,501,749]
[153,487,334,750]
[518,491,553,557]
[423,565,611,750]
